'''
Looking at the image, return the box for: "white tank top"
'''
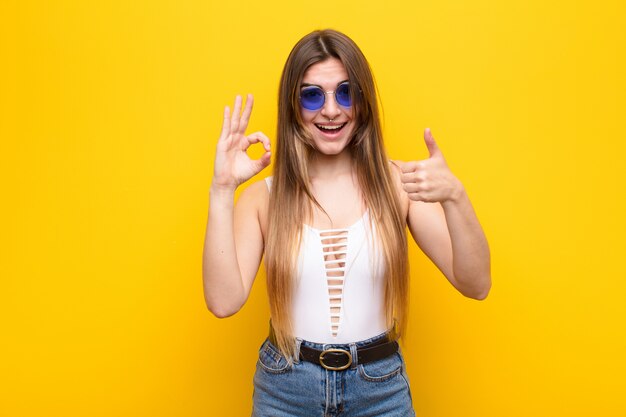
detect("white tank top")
[265,177,387,343]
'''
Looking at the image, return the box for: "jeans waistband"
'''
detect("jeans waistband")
[297,329,394,350]
[268,321,398,367]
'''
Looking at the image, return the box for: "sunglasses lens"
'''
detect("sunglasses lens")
[335,83,352,107]
[300,87,325,111]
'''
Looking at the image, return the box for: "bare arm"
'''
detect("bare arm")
[399,129,491,299]
[202,95,271,317]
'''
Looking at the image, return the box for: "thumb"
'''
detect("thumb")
[424,128,441,158]
[255,151,271,172]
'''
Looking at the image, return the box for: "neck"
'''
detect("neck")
[308,148,354,180]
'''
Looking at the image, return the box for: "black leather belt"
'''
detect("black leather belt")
[299,338,399,371]
[268,322,399,371]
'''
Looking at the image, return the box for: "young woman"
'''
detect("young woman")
[203,29,491,416]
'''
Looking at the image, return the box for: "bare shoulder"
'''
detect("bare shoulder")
[389,159,405,180]
[237,177,269,200]
[389,160,410,218]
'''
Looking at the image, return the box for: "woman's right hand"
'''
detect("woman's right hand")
[212,94,271,191]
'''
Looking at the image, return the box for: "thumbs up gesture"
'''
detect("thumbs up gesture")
[400,128,463,203]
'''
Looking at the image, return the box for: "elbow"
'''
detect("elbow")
[209,306,239,319]
[469,288,490,301]
[203,277,247,318]
[206,301,242,318]
[464,278,491,301]
[454,273,491,300]
[204,292,245,318]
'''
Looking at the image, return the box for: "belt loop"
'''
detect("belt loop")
[349,343,358,369]
[294,338,302,364]
[390,320,399,341]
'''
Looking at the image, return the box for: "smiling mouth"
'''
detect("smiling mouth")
[315,123,347,132]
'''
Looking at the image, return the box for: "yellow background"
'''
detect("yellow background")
[2,0,625,416]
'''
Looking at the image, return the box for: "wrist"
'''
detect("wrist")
[443,180,466,207]
[210,183,237,198]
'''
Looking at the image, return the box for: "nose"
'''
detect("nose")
[320,91,341,121]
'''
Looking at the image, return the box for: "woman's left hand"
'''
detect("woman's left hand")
[400,128,464,203]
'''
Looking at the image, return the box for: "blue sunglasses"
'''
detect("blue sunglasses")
[299,82,353,111]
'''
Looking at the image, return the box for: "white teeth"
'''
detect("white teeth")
[316,123,345,131]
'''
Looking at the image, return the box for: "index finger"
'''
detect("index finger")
[400,161,425,173]
[219,105,231,141]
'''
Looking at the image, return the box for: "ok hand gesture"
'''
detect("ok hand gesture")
[212,94,271,191]
[400,128,463,203]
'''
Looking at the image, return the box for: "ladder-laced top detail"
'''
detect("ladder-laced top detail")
[319,229,349,338]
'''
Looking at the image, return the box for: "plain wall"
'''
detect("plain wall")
[2,0,625,415]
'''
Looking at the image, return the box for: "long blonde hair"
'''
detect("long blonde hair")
[266,29,408,359]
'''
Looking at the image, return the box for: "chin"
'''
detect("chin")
[311,137,352,156]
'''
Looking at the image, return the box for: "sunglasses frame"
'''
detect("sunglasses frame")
[299,81,354,111]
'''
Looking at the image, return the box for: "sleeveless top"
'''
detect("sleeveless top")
[265,177,387,344]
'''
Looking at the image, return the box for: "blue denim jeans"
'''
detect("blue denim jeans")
[252,331,415,416]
